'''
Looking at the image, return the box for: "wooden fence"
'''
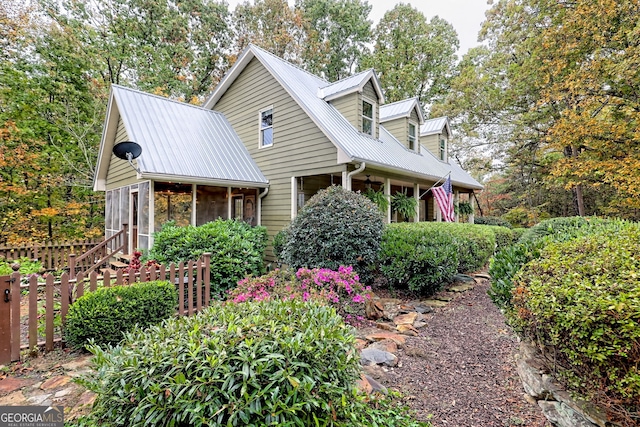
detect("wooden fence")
[0,239,102,271]
[2,254,211,362]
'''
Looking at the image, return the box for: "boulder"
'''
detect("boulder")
[360,348,398,367]
[538,401,596,427]
[365,332,406,346]
[393,312,418,326]
[366,339,398,354]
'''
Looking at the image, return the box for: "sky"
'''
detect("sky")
[225,0,492,56]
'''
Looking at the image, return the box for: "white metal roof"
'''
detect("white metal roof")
[418,144,483,190]
[421,116,451,136]
[380,98,425,124]
[204,45,480,190]
[95,86,268,190]
[317,69,385,102]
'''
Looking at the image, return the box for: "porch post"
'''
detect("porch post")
[468,193,475,223]
[149,181,155,247]
[414,183,420,223]
[291,176,297,219]
[342,171,348,189]
[227,187,232,219]
[455,190,460,223]
[191,184,197,226]
[384,178,391,223]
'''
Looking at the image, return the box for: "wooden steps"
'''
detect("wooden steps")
[100,268,118,275]
[110,260,129,269]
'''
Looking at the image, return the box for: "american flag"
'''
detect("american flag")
[432,176,455,222]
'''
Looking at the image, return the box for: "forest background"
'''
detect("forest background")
[1,0,639,243]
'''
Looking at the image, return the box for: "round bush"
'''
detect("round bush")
[473,216,512,228]
[84,299,362,426]
[281,185,384,283]
[480,225,516,251]
[424,223,496,273]
[511,224,640,419]
[65,281,177,350]
[149,219,267,298]
[379,223,458,295]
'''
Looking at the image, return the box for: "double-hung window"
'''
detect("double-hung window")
[362,100,373,136]
[260,107,273,148]
[440,139,446,161]
[409,123,417,151]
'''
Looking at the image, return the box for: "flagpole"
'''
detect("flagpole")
[419,171,451,199]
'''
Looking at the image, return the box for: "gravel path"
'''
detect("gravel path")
[380,278,551,427]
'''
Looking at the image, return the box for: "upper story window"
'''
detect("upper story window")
[260,107,273,148]
[409,123,417,151]
[362,100,373,136]
[440,139,446,161]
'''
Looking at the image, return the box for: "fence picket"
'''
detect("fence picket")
[196,259,202,312]
[187,261,194,316]
[60,274,69,323]
[45,274,54,352]
[29,275,38,350]
[177,263,184,316]
[89,271,98,292]
[10,271,20,361]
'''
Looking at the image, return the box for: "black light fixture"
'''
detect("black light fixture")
[364,175,372,188]
[113,141,142,174]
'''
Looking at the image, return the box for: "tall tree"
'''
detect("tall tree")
[363,4,458,107]
[296,0,372,81]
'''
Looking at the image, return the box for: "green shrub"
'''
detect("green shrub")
[149,219,267,298]
[271,229,287,261]
[281,186,383,283]
[517,216,591,244]
[511,227,527,241]
[487,242,540,310]
[511,225,640,417]
[0,257,43,276]
[379,223,458,295]
[473,216,512,228]
[424,223,496,273]
[481,225,516,251]
[65,281,177,350]
[83,300,362,426]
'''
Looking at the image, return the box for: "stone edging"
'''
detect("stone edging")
[515,342,613,427]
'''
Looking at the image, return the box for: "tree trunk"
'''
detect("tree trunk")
[574,183,585,216]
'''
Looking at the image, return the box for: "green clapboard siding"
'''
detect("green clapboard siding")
[382,118,408,149]
[329,92,359,130]
[106,117,138,190]
[212,57,345,254]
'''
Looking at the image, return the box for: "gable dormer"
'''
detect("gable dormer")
[420,117,451,162]
[379,98,425,152]
[318,69,384,138]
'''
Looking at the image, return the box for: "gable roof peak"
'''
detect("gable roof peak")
[380,97,425,124]
[317,68,384,103]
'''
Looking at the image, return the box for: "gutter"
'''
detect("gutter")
[257,187,269,226]
[346,162,366,190]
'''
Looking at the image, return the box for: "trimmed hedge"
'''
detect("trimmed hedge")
[379,223,458,295]
[149,219,267,298]
[281,186,383,283]
[81,299,428,426]
[479,225,515,251]
[65,281,177,350]
[423,223,496,273]
[473,216,512,228]
[511,224,640,418]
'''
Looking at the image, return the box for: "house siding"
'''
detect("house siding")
[106,117,138,190]
[212,57,344,255]
[330,92,359,130]
[382,118,409,149]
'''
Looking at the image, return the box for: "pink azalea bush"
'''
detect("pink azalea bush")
[228,266,372,325]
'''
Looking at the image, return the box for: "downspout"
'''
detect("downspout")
[346,162,366,191]
[257,187,269,226]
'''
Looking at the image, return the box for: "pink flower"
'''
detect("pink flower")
[303,292,310,301]
[352,294,364,303]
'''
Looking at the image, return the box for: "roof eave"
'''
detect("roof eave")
[93,89,119,192]
[141,172,269,188]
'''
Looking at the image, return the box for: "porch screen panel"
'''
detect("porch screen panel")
[105,190,113,235]
[196,186,228,225]
[154,183,192,231]
[138,181,150,250]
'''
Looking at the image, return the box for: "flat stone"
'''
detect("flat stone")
[0,390,27,406]
[538,401,595,427]
[62,356,92,371]
[356,373,373,394]
[452,273,476,283]
[434,293,455,302]
[473,273,491,280]
[67,368,93,379]
[355,339,368,351]
[0,377,34,393]
[393,312,418,326]
[365,332,406,346]
[396,324,419,336]
[366,339,398,354]
[422,299,448,308]
[365,299,384,320]
[516,358,549,398]
[360,348,398,367]
[448,284,475,293]
[54,387,76,398]
[41,375,72,390]
[364,374,388,394]
[413,304,433,314]
[413,321,427,329]
[27,393,52,405]
[375,322,396,332]
[76,390,96,407]
[523,393,538,405]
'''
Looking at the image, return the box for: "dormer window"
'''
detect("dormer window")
[409,123,417,151]
[362,100,373,136]
[259,107,273,148]
[440,139,446,161]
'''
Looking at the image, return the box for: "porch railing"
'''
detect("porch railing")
[68,224,128,278]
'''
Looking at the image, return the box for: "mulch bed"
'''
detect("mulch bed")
[368,278,551,427]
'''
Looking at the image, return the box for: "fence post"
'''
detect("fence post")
[68,254,76,279]
[122,223,129,255]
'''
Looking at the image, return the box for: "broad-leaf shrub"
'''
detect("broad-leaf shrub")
[479,225,515,251]
[83,300,361,426]
[281,186,383,283]
[149,219,267,298]
[424,223,496,273]
[511,225,640,418]
[65,281,177,350]
[379,223,458,295]
[228,266,372,325]
[473,216,512,228]
[487,242,540,310]
[517,216,626,245]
